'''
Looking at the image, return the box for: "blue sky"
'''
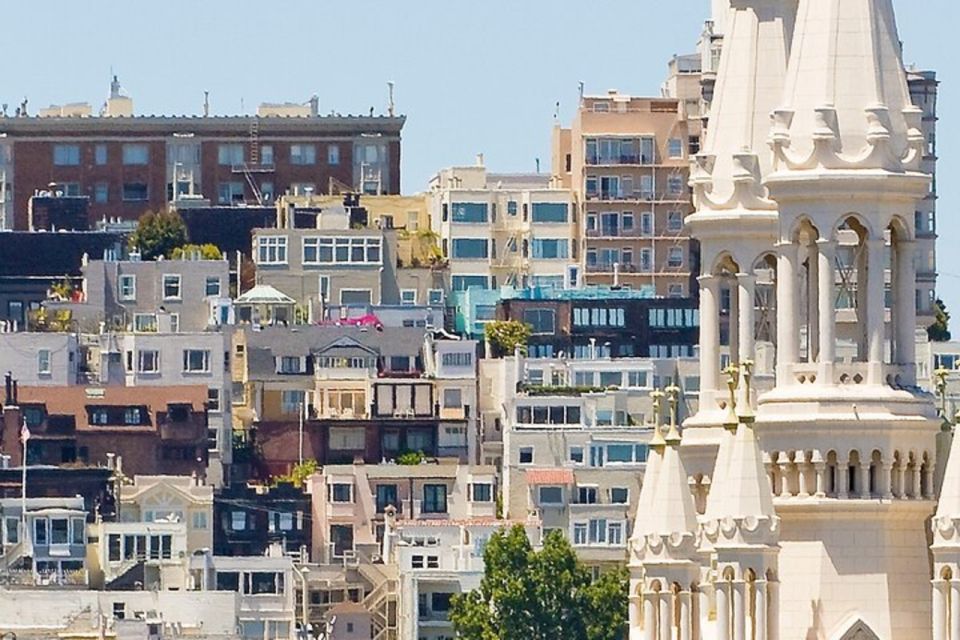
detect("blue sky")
[5,0,958,313]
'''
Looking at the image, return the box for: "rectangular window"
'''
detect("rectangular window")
[94,182,109,203]
[205,276,221,297]
[290,144,316,165]
[531,239,569,259]
[330,483,353,503]
[122,183,148,201]
[589,519,607,544]
[207,387,221,413]
[668,247,684,268]
[667,211,684,232]
[519,447,533,464]
[668,175,685,195]
[400,289,417,306]
[375,484,398,513]
[260,145,274,166]
[35,519,48,545]
[451,202,488,223]
[422,484,448,514]
[452,275,489,291]
[531,203,569,223]
[133,313,158,333]
[451,239,489,259]
[303,236,381,264]
[539,486,564,505]
[610,487,629,504]
[95,144,107,165]
[162,274,182,300]
[218,143,244,166]
[278,356,304,374]
[470,483,493,502]
[280,390,306,416]
[608,522,624,546]
[38,349,51,375]
[577,486,598,504]
[256,236,288,264]
[668,138,684,158]
[182,349,211,373]
[137,350,160,373]
[523,309,556,335]
[122,144,149,165]
[218,181,245,205]
[442,387,463,408]
[231,512,246,531]
[573,523,588,545]
[53,144,81,166]
[327,145,340,165]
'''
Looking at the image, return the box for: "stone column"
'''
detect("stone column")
[814,462,827,498]
[716,582,731,640]
[913,466,923,500]
[807,243,820,362]
[679,591,692,640]
[951,579,960,640]
[768,580,780,640]
[658,593,671,640]
[778,453,792,498]
[865,238,887,384]
[837,460,849,500]
[817,239,836,383]
[776,243,799,383]
[733,581,746,640]
[924,465,933,499]
[699,275,721,402]
[860,463,872,499]
[896,240,917,374]
[894,464,905,499]
[755,580,768,640]
[797,460,810,498]
[932,579,947,640]
[729,280,740,366]
[643,592,657,640]
[738,273,757,400]
[881,463,894,500]
[629,593,642,640]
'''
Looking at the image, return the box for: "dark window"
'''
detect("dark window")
[376,484,399,513]
[216,572,240,591]
[122,183,148,201]
[422,484,448,514]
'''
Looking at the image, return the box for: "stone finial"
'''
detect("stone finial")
[739,359,755,423]
[650,389,667,450]
[665,384,682,444]
[723,363,740,429]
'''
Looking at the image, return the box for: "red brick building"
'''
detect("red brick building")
[1,384,209,478]
[0,114,404,230]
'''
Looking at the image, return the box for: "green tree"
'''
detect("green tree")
[450,527,628,640]
[171,243,223,260]
[929,298,952,342]
[130,209,188,260]
[485,319,532,357]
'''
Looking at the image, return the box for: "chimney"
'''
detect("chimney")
[476,153,484,167]
[203,91,210,117]
[309,95,319,117]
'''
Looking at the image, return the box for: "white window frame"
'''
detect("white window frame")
[38,349,51,376]
[339,288,373,306]
[162,274,182,300]
[256,236,288,265]
[519,446,534,465]
[207,388,221,413]
[133,313,158,333]
[118,275,136,301]
[538,486,565,506]
[205,276,221,297]
[318,275,330,303]
[400,289,417,306]
[182,349,211,373]
[137,350,160,374]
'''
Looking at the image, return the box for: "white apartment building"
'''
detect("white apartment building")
[429,162,578,293]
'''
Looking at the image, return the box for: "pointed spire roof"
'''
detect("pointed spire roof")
[935,419,960,521]
[714,421,777,521]
[768,0,925,175]
[630,433,663,542]
[644,440,700,538]
[691,0,796,212]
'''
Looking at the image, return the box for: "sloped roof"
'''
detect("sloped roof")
[235,284,296,305]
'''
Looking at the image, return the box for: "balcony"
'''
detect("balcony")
[231,163,275,174]
[584,262,645,274]
[585,227,654,239]
[585,155,653,167]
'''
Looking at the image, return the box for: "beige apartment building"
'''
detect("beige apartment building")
[552,91,698,298]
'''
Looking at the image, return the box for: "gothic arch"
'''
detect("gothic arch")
[788,215,820,244]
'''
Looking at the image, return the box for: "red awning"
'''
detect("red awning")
[525,468,575,485]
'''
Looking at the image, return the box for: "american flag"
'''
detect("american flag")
[20,418,30,443]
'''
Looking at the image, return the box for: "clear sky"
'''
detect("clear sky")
[4,0,958,313]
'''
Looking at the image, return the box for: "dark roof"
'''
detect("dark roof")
[244,325,427,377]
[0,231,124,277]
[178,207,276,257]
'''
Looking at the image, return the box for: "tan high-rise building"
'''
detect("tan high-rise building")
[552,91,699,298]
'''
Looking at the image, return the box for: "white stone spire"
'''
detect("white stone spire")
[768,0,926,176]
[629,388,703,640]
[684,0,796,439]
[692,0,796,213]
[702,366,779,640]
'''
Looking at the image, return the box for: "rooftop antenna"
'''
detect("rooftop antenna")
[578,82,585,105]
[535,158,541,174]
[387,81,396,117]
[203,91,210,117]
[554,101,560,120]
